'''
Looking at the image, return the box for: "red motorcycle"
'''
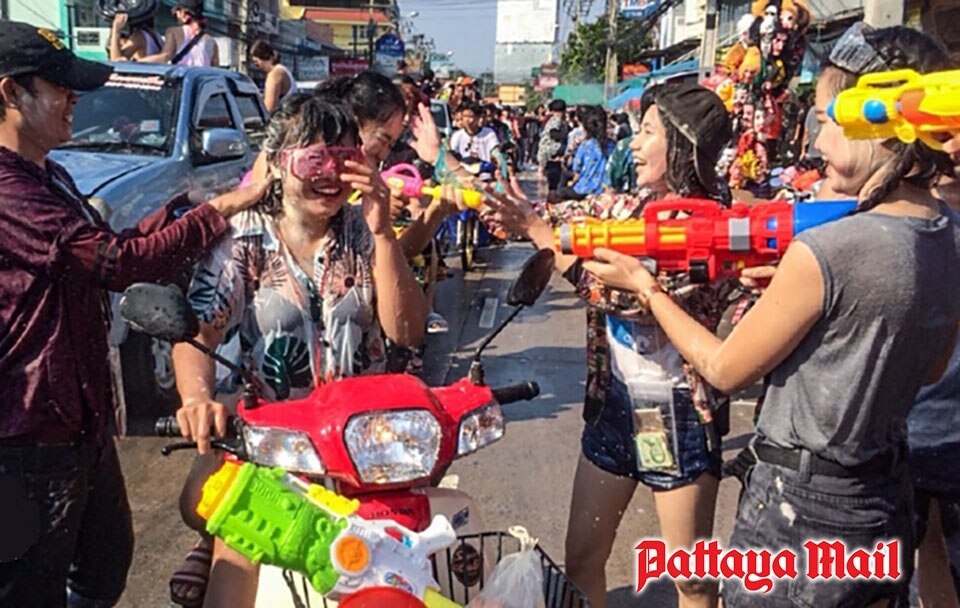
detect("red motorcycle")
[121,249,588,607]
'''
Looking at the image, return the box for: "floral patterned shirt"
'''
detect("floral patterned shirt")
[547,191,737,427]
[187,205,386,400]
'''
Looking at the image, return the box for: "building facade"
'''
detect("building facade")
[494,0,559,84]
[281,0,397,60]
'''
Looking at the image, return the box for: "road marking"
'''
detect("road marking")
[478,297,498,329]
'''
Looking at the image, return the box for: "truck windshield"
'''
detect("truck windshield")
[63,73,178,155]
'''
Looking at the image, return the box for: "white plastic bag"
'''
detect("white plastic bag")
[469,526,546,608]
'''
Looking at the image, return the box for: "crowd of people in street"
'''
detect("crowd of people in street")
[2,10,960,608]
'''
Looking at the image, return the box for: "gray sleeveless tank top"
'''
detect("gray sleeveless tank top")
[756,205,960,467]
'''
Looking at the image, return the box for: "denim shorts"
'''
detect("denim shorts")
[580,377,722,490]
[723,458,914,608]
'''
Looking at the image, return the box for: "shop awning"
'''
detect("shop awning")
[607,59,699,109]
[551,84,606,106]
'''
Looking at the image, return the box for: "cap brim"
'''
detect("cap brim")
[42,56,113,91]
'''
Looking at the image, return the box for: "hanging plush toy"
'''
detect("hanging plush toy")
[723,13,759,73]
[779,0,798,31]
[759,4,778,56]
[751,0,771,17]
[738,46,763,89]
[753,107,767,143]
[763,31,790,92]
[761,94,784,141]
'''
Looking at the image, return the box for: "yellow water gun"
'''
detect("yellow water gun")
[828,68,960,149]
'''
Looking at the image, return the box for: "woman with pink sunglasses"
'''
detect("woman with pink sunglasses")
[167,94,428,607]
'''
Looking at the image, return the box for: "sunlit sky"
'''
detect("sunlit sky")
[399,0,605,75]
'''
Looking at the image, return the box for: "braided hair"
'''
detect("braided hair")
[823,27,954,212]
[259,93,359,216]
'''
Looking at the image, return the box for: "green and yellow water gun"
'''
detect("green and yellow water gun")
[197,460,460,607]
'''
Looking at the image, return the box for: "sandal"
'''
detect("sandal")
[169,539,213,607]
[426,312,449,335]
[406,354,424,374]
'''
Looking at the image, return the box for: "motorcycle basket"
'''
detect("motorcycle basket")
[435,531,591,608]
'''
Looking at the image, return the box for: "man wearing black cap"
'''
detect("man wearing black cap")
[0,21,262,606]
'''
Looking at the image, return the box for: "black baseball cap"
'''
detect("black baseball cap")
[174,0,204,16]
[0,21,113,91]
[642,81,733,199]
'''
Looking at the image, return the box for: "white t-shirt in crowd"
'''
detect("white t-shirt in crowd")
[450,126,499,163]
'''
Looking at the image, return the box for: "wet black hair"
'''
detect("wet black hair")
[823,26,954,212]
[460,102,483,117]
[249,39,279,63]
[260,93,359,216]
[394,74,419,89]
[314,70,406,129]
[582,106,609,150]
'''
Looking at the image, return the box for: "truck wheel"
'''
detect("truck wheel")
[120,331,180,432]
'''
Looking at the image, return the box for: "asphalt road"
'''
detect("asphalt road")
[115,237,758,607]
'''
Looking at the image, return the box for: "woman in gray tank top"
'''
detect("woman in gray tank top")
[583,24,959,608]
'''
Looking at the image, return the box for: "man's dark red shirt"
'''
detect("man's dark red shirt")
[0,146,229,443]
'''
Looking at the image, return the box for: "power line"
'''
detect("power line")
[12,0,61,30]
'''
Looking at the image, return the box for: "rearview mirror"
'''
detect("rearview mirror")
[201,128,247,160]
[507,249,555,307]
[120,283,199,343]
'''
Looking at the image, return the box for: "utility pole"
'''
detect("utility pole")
[603,0,618,101]
[239,0,252,74]
[367,0,377,68]
[697,0,718,83]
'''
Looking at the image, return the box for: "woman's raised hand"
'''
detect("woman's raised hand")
[341,160,393,237]
[408,103,443,165]
[480,184,540,239]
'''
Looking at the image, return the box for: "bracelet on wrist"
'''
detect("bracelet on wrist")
[434,139,449,180]
[639,283,666,306]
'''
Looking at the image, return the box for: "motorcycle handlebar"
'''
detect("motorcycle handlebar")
[492,381,540,405]
[156,382,541,437]
[155,416,182,437]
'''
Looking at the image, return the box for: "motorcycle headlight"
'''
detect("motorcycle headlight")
[344,410,441,484]
[242,426,325,475]
[457,403,505,456]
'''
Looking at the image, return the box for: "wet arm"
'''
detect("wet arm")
[373,233,428,347]
[645,242,824,393]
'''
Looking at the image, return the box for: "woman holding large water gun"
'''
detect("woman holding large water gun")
[485,82,737,608]
[583,24,960,607]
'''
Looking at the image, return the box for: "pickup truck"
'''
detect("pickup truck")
[49,63,269,430]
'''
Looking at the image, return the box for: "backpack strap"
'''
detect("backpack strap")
[171,29,206,65]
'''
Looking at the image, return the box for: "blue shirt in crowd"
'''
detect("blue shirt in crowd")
[573,138,614,196]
